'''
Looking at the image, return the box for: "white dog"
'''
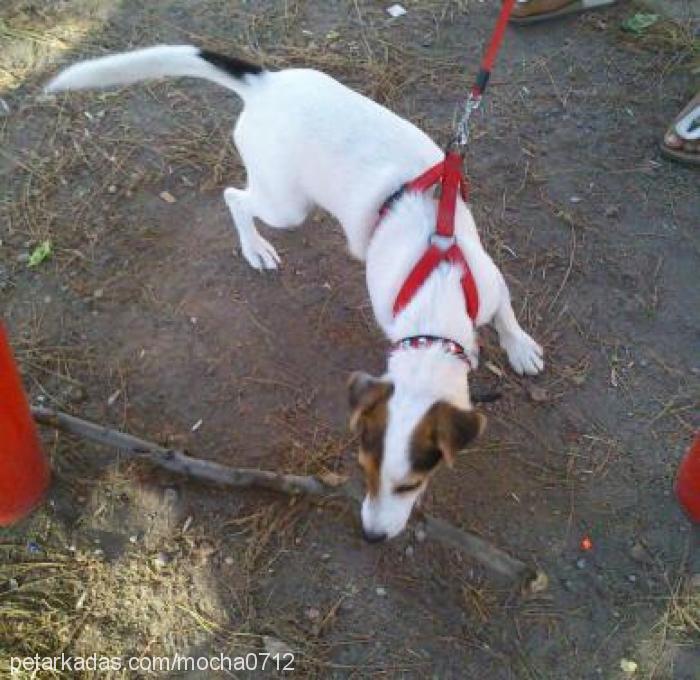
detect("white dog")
[46,45,543,541]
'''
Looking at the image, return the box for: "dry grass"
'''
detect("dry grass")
[622,1,700,74]
[665,576,700,641]
[636,570,700,679]
[0,451,240,679]
[0,446,326,677]
[0,0,114,92]
[2,0,698,677]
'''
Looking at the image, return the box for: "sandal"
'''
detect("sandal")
[660,93,700,167]
[509,0,617,25]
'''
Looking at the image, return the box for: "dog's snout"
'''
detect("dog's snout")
[362,527,388,544]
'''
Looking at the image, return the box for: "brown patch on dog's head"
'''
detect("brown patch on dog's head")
[348,372,394,497]
[410,401,486,472]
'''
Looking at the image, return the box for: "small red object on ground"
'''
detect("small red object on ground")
[580,535,593,551]
[676,432,700,523]
[0,322,50,525]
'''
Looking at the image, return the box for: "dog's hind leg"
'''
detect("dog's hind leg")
[223,187,283,270]
[492,277,544,376]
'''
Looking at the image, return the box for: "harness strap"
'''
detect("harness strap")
[378,160,468,221]
[384,2,516,329]
[393,242,479,320]
[389,151,479,321]
[436,152,464,238]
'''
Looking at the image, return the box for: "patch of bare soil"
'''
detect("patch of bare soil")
[1,1,699,678]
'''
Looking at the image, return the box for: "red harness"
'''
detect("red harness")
[378,0,517,334]
[380,151,479,322]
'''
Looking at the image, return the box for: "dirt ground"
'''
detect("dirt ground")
[1,0,699,678]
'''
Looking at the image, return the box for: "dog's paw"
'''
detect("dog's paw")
[241,233,281,270]
[503,332,544,376]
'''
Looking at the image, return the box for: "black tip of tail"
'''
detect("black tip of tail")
[199,49,263,78]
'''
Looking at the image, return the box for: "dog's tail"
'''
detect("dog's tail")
[45,45,264,97]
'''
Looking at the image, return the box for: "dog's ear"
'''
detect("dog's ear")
[418,401,486,469]
[347,371,394,431]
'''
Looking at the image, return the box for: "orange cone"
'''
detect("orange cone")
[0,322,50,525]
[676,432,700,523]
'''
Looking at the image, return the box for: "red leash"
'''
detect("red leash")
[474,0,517,96]
[389,0,516,323]
[458,0,517,146]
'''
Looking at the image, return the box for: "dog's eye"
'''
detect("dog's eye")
[413,447,442,472]
[394,481,422,495]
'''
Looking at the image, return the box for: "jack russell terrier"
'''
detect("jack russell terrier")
[46,45,544,542]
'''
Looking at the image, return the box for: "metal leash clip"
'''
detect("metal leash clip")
[454,91,482,149]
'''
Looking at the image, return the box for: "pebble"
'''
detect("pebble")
[129,535,138,544]
[405,545,414,558]
[528,385,549,403]
[627,574,637,583]
[320,553,331,561]
[93,288,104,299]
[576,558,587,569]
[415,526,427,543]
[224,556,234,566]
[263,636,294,657]
[620,658,638,674]
[387,4,407,18]
[107,185,117,194]
[305,607,320,621]
[153,552,171,569]
[629,542,653,565]
[376,586,387,597]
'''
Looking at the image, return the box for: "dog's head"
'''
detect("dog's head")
[348,369,485,542]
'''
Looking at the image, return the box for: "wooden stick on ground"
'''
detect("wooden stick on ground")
[32,406,547,594]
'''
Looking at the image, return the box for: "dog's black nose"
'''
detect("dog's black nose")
[362,527,387,544]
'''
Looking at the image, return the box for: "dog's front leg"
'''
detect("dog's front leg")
[223,187,281,271]
[492,277,544,376]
